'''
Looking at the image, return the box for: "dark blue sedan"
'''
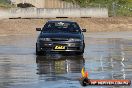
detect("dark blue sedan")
[36,20,86,55]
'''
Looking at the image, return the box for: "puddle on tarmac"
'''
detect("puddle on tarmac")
[0,35,132,88]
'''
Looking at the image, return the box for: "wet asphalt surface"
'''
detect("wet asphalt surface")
[0,33,132,88]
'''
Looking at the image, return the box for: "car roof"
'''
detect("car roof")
[47,20,76,23]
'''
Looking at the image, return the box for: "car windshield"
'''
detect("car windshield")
[42,22,81,33]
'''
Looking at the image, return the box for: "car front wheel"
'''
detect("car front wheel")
[76,51,83,55]
[36,43,42,55]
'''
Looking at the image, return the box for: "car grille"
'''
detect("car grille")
[51,38,69,41]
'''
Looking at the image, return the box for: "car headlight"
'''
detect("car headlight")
[39,38,51,41]
[69,38,81,42]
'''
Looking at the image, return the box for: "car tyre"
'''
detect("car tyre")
[36,43,42,55]
[76,44,85,55]
[76,51,83,55]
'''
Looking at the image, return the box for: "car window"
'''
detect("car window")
[42,22,81,33]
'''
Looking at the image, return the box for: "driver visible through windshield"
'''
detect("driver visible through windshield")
[42,22,81,33]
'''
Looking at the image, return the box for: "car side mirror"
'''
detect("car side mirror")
[36,28,41,31]
[82,29,86,32]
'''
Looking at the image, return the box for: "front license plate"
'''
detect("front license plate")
[54,45,65,50]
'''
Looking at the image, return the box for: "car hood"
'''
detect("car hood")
[40,32,82,39]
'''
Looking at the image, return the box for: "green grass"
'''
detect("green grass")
[63,0,132,16]
[0,0,14,8]
[113,2,132,16]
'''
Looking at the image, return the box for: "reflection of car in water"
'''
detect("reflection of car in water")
[36,56,85,75]
[36,20,86,55]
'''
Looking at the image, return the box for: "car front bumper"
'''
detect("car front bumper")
[37,41,84,52]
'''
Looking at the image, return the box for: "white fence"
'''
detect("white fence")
[0,7,108,19]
